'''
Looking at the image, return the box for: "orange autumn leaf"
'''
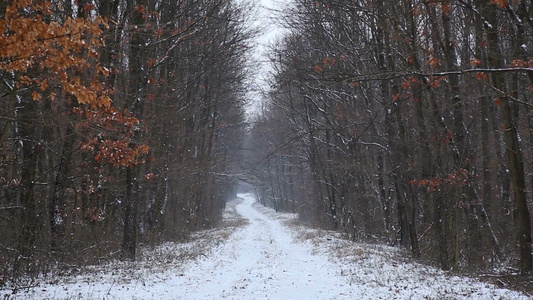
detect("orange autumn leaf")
[314,65,323,74]
[492,0,508,7]
[0,1,148,168]
[32,90,41,100]
[0,0,109,107]
[392,94,401,101]
[323,57,336,66]
[40,79,48,91]
[144,173,156,180]
[476,72,488,81]
[418,179,430,187]
[428,56,441,68]
[442,4,451,16]
[510,59,528,68]
[470,58,482,67]
[494,98,501,106]
[429,75,445,88]
[84,4,96,11]
[409,76,421,85]
[147,59,157,68]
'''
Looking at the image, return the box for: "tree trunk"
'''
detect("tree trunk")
[122,166,139,260]
[14,96,39,274]
[482,1,532,273]
[49,125,75,257]
[121,0,147,261]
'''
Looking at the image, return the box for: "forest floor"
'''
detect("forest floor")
[2,193,531,299]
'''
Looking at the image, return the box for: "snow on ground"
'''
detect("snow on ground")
[3,193,530,299]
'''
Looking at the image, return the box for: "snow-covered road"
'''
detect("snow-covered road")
[177,193,352,299]
[6,193,529,299]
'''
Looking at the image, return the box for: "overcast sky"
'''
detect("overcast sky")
[245,0,289,118]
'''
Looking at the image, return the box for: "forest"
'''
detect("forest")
[0,0,251,281]
[1,0,532,287]
[247,0,533,274]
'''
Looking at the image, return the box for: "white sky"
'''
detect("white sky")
[246,0,290,118]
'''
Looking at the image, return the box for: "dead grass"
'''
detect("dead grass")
[3,198,252,297]
[479,274,533,296]
[278,209,533,297]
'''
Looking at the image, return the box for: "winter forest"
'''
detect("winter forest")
[250,0,533,276]
[1,0,533,295]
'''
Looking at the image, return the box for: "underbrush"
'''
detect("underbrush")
[1,199,248,298]
[279,209,533,297]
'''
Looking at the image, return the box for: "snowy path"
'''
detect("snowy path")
[5,193,529,299]
[176,194,350,299]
